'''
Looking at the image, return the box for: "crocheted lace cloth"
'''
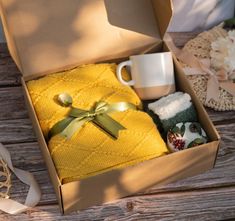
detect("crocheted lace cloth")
[182,25,235,111]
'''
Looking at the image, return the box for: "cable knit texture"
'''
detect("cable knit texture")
[27,63,168,183]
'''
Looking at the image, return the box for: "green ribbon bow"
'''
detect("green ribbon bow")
[48,101,136,140]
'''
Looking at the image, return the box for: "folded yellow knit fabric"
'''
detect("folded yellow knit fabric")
[27,64,168,183]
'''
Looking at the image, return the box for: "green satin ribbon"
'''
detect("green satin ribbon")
[48,101,136,140]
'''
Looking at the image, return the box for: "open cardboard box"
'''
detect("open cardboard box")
[0,0,220,214]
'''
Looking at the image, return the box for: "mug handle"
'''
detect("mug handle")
[116,60,135,86]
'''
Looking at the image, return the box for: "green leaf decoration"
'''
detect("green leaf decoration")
[172,126,181,135]
[188,138,204,148]
[48,117,74,140]
[194,138,204,144]
[180,124,185,137]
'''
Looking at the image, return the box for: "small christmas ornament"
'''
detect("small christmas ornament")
[167,122,208,152]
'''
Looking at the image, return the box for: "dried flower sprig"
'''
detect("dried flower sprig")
[210,30,235,78]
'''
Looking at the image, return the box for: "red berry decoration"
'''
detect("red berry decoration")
[167,122,208,152]
[173,139,185,150]
[167,129,186,152]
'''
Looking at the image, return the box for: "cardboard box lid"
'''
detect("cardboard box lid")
[0,0,172,78]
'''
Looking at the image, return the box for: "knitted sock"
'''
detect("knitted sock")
[148,92,198,135]
[160,104,197,133]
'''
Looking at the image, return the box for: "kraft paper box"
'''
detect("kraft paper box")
[0,0,220,214]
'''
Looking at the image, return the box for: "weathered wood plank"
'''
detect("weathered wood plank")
[0,44,21,86]
[0,64,21,86]
[5,142,46,172]
[10,170,57,206]
[0,119,36,144]
[0,87,28,120]
[206,108,235,123]
[0,44,8,55]
[1,187,235,221]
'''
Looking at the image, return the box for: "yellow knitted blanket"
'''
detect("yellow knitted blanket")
[27,64,168,183]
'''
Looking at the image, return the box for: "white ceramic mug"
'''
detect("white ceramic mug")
[116,52,175,99]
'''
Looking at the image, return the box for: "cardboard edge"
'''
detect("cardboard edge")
[151,0,173,39]
[21,77,64,213]
[212,140,221,167]
[61,140,218,214]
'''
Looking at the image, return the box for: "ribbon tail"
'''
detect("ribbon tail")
[61,117,92,139]
[48,117,75,140]
[0,198,29,214]
[206,76,220,103]
[94,114,126,139]
[0,143,41,214]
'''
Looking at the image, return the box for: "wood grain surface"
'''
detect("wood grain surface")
[0,33,235,220]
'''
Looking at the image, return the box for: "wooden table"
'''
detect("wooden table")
[0,33,235,221]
